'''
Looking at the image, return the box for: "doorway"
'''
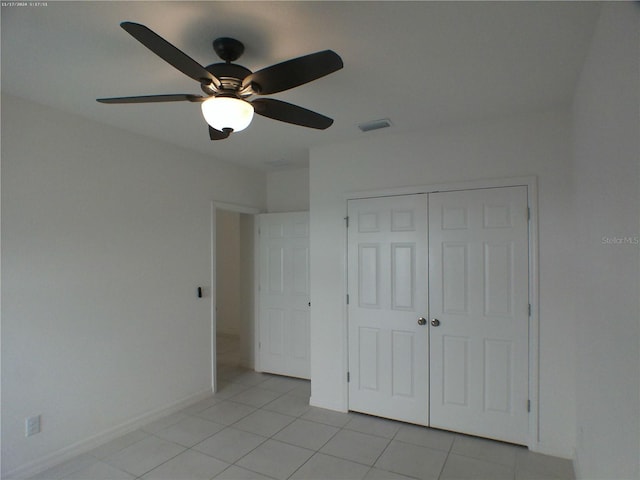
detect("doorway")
[213,204,258,390]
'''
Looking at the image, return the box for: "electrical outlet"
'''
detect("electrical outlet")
[25,415,41,437]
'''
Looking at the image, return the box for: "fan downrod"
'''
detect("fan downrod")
[213,37,245,63]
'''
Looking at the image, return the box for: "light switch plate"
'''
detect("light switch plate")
[26,415,41,437]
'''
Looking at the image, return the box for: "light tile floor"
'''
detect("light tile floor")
[31,366,575,480]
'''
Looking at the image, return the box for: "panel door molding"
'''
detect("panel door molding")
[428,186,529,444]
[346,184,532,445]
[347,195,429,425]
[257,212,310,379]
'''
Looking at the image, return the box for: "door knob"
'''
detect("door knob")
[417,317,427,326]
[431,319,441,327]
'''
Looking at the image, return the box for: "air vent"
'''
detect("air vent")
[358,118,392,132]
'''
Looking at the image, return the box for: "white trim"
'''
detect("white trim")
[309,396,348,413]
[213,201,262,216]
[4,389,213,480]
[253,214,262,373]
[342,200,350,414]
[211,201,261,392]
[535,441,575,460]
[525,180,541,453]
[343,176,540,451]
[344,176,536,201]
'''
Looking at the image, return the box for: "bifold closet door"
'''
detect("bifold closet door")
[428,186,529,444]
[347,195,429,425]
[347,187,530,444]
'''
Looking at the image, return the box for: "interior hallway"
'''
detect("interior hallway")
[217,333,243,369]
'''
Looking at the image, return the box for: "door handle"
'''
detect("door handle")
[431,318,440,327]
[417,317,427,326]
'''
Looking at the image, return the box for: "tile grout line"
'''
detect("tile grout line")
[45,368,566,480]
[165,379,311,478]
[125,391,264,479]
[369,433,394,471]
[435,435,455,480]
[217,384,347,480]
[202,393,305,480]
[281,418,350,480]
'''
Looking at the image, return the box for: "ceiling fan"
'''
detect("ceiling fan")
[97,22,343,140]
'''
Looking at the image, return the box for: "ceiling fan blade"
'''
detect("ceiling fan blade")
[209,126,231,140]
[243,50,343,95]
[120,22,220,88]
[97,94,207,104]
[252,98,333,129]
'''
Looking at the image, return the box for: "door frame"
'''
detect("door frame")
[211,201,261,392]
[344,176,539,449]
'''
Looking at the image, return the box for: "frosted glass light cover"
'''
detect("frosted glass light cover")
[201,97,254,132]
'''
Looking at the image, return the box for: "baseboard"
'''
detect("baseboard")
[530,441,575,460]
[572,450,583,480]
[4,388,213,480]
[309,396,348,413]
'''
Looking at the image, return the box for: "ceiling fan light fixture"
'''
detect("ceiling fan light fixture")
[201,96,254,132]
[98,24,343,140]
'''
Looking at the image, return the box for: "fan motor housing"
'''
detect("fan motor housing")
[205,62,251,81]
[203,63,252,95]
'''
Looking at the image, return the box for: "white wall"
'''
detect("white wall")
[266,167,310,212]
[571,3,640,479]
[1,94,266,477]
[309,108,576,457]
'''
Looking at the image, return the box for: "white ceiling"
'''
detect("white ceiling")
[1,1,600,170]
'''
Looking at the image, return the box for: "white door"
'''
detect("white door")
[347,195,429,425]
[428,186,529,444]
[258,212,310,379]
